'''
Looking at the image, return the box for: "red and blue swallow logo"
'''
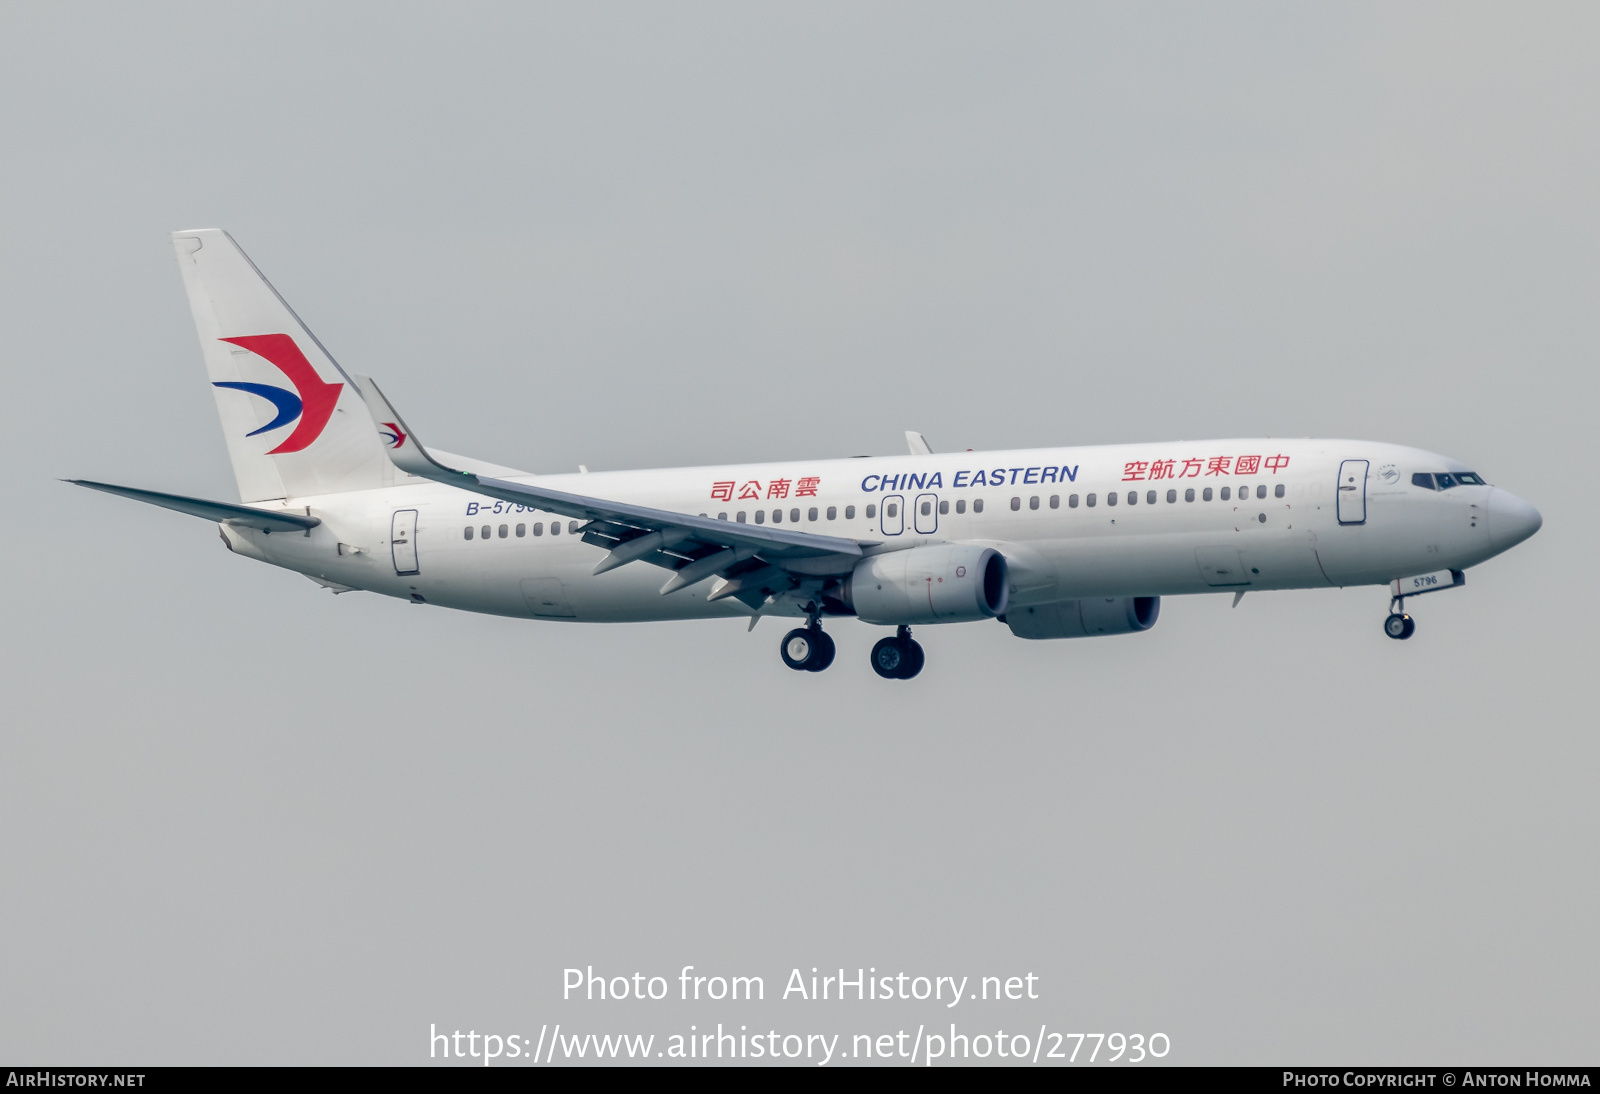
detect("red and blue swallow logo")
[212,334,342,454]
[379,421,407,449]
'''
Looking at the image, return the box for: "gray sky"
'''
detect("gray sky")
[1,1,1595,1065]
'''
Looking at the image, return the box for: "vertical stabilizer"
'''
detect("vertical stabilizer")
[172,229,407,501]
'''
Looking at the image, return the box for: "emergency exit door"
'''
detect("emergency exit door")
[391,509,419,574]
[1337,460,1368,525]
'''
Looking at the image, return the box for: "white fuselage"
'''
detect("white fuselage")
[217,438,1535,625]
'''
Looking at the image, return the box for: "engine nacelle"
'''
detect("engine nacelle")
[1005,596,1160,639]
[847,545,1009,625]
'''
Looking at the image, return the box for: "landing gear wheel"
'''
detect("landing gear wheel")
[782,628,818,670]
[870,630,925,679]
[1384,613,1415,640]
[805,629,836,672]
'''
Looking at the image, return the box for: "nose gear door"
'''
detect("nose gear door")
[1337,460,1369,525]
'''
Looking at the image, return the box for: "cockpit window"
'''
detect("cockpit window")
[1435,473,1456,489]
[1454,471,1486,485]
[1411,473,1434,489]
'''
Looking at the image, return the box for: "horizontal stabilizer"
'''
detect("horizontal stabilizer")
[67,480,320,532]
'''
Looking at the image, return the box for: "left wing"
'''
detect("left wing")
[352,376,871,609]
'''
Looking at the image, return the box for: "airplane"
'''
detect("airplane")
[71,230,1543,679]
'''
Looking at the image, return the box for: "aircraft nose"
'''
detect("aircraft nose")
[1486,488,1542,552]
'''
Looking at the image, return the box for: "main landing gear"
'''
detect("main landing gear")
[1384,596,1416,640]
[780,602,836,672]
[870,625,925,680]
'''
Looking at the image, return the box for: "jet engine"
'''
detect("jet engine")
[1005,596,1160,639]
[845,545,1009,625]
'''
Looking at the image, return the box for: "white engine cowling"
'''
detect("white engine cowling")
[1005,596,1160,639]
[848,545,1009,625]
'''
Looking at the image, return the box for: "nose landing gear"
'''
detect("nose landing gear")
[870,625,925,680]
[779,602,836,672]
[1384,595,1416,640]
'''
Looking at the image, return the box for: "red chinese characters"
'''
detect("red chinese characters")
[1181,458,1204,478]
[1122,461,1150,481]
[1205,456,1232,476]
[1149,459,1175,480]
[712,477,824,501]
[1235,455,1261,475]
[1265,454,1290,473]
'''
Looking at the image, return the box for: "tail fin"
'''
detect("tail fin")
[172,229,408,501]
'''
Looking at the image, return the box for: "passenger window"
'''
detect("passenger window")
[1068,494,1079,508]
[771,509,781,523]
[1274,484,1285,498]
[1203,487,1213,501]
[1146,490,1157,505]
[755,510,765,524]
[791,508,800,523]
[1011,496,1021,511]
[1185,488,1195,502]
[939,500,949,515]
[718,512,728,520]
[736,511,746,523]
[498,524,508,538]
[955,499,966,514]
[848,505,859,519]
[1127,491,1137,505]
[973,499,984,513]
[886,503,897,517]
[464,526,473,540]
[569,521,580,534]
[1166,489,1177,503]
[1049,495,1059,509]
[1107,491,1117,506]
[807,507,817,521]
[1220,487,1231,501]
[826,506,837,520]
[1087,493,1098,507]
[1028,496,1039,510]
[921,501,932,516]
[551,522,560,535]
[865,504,876,518]
[1411,473,1435,489]
[533,522,544,536]
[481,525,491,539]
[515,523,526,537]
[1256,484,1266,499]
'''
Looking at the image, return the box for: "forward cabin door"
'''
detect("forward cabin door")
[1337,460,1369,525]
[391,509,419,575]
[914,492,939,534]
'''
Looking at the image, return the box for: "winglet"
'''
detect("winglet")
[350,374,474,484]
[905,431,933,455]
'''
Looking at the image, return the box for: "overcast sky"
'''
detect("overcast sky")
[1,2,1595,1065]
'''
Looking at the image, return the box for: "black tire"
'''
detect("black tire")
[805,630,836,672]
[900,639,925,679]
[1399,615,1415,640]
[870,636,906,679]
[1384,613,1412,640]
[780,628,816,670]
